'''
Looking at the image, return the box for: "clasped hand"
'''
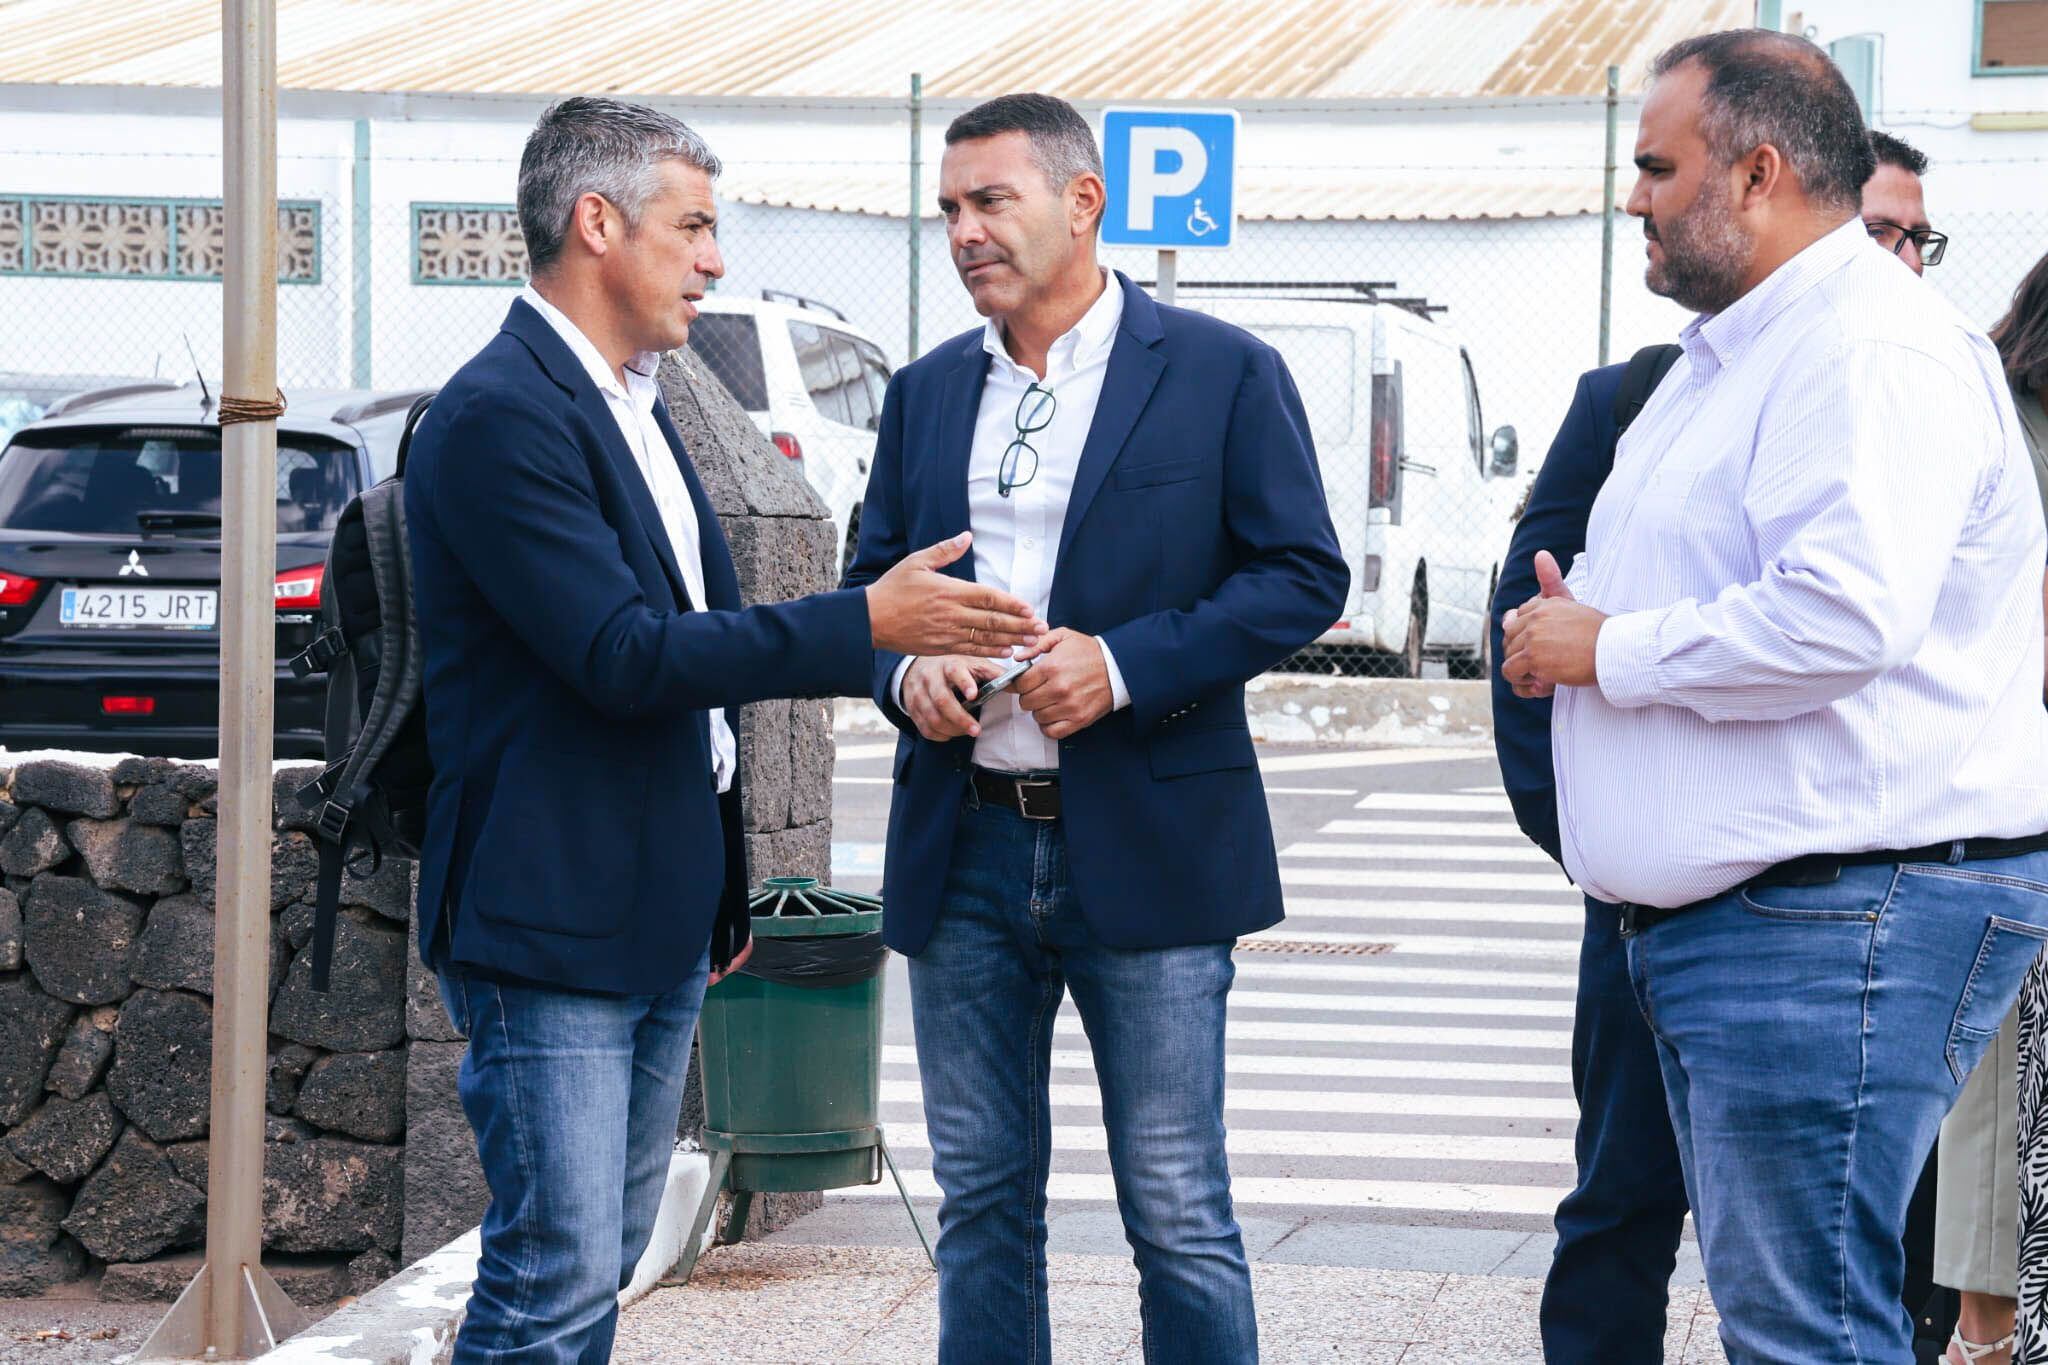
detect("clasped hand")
[903,628,1113,744]
[1500,551,1607,699]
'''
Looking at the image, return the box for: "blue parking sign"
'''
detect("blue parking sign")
[1100,107,1239,251]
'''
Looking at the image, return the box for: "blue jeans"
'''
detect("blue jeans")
[1541,896,1691,1363]
[436,954,709,1365]
[908,794,1257,1364]
[1628,853,2048,1364]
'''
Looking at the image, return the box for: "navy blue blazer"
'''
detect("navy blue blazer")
[405,299,874,994]
[844,273,1349,955]
[1488,362,1628,867]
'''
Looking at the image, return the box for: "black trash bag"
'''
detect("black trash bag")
[738,929,889,988]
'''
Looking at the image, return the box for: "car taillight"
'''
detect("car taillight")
[274,564,323,610]
[771,431,803,461]
[0,571,40,607]
[102,696,157,717]
[1370,371,1402,512]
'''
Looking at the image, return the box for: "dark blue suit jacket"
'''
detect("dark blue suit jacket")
[1488,362,1627,867]
[844,273,1349,955]
[405,299,874,994]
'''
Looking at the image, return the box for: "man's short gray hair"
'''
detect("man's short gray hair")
[517,96,722,275]
[945,93,1104,217]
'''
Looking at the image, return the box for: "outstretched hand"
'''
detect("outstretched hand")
[866,533,1047,658]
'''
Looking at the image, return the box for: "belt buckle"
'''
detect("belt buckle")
[1013,777,1058,821]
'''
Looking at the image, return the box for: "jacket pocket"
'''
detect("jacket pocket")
[1149,723,1256,779]
[1113,457,1205,490]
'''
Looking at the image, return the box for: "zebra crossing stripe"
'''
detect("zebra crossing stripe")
[836,1170,1571,1215]
[1314,818,1530,839]
[1356,794,1514,813]
[878,1045,1571,1085]
[1281,867,1569,893]
[879,1123,1576,1166]
[1212,989,1576,1018]
[1282,897,1583,927]
[1229,959,1575,989]
[878,1079,1578,1120]
[1282,841,1558,864]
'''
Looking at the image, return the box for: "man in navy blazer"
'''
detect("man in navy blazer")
[845,94,1347,1364]
[1490,363,1694,1364]
[405,98,1042,1365]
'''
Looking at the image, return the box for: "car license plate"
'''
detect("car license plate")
[59,587,218,630]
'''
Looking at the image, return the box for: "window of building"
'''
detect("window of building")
[1978,0,2048,74]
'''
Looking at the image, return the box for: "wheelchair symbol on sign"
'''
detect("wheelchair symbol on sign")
[1186,199,1219,237]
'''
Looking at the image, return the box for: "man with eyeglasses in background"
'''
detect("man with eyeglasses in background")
[844,92,1346,1364]
[1864,129,1949,275]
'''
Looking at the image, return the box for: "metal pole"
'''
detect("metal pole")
[1156,249,1176,307]
[1598,64,1619,368]
[908,73,922,360]
[1757,0,1783,30]
[351,117,372,387]
[137,5,306,1353]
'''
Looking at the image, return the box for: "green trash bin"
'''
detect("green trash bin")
[679,877,929,1277]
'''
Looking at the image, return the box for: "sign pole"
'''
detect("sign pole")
[1156,248,1176,306]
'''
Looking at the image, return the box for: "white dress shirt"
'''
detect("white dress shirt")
[892,272,1131,772]
[1552,218,2048,908]
[520,286,736,793]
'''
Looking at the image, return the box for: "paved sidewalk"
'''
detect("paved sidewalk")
[612,1244,1728,1363]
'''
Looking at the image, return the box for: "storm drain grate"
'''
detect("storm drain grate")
[1234,939,1394,956]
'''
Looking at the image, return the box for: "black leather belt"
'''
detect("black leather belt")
[1617,831,2048,938]
[971,768,1061,821]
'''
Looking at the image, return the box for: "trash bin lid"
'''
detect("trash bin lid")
[746,876,883,938]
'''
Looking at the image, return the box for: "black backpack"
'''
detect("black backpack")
[288,394,435,991]
[1612,342,1683,442]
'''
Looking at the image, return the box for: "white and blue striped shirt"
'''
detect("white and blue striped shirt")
[1553,217,2048,908]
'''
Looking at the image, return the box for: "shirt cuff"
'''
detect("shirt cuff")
[1097,638,1132,711]
[1594,608,1666,709]
[889,656,915,712]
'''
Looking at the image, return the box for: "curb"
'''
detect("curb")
[255,1153,715,1363]
[835,674,1493,747]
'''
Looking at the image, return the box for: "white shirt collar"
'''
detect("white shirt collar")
[520,285,661,408]
[1681,216,1869,376]
[981,270,1124,379]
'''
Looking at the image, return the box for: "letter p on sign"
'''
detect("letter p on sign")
[1100,107,1238,251]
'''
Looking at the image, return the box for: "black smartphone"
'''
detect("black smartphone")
[967,657,1034,710]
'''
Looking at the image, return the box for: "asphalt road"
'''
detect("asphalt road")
[776,736,1702,1283]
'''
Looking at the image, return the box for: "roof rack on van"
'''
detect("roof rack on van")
[1136,278,1447,321]
[759,289,849,322]
[331,389,437,426]
[43,378,187,418]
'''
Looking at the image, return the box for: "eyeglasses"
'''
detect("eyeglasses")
[998,382,1055,497]
[1865,220,1949,268]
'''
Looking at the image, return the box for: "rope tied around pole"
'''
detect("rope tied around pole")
[218,388,287,425]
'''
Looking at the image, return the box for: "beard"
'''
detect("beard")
[1645,182,1753,315]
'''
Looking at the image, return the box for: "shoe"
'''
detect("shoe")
[1946,1327,2015,1365]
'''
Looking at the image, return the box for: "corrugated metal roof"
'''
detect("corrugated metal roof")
[717,164,1610,223]
[0,0,1746,101]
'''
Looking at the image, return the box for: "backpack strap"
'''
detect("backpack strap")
[306,482,420,991]
[1611,342,1684,441]
[394,393,433,479]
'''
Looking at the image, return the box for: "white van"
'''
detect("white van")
[686,290,892,575]
[1186,291,1523,677]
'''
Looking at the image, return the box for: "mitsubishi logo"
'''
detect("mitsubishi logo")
[118,550,149,578]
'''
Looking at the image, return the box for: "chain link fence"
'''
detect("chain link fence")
[2,118,2042,680]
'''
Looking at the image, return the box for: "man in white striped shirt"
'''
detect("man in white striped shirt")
[1502,31,2048,1364]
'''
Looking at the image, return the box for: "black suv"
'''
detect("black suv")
[0,380,428,758]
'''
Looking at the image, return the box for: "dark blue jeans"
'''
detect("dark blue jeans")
[908,794,1257,1364]
[436,954,709,1365]
[1541,896,1691,1364]
[1630,854,2048,1363]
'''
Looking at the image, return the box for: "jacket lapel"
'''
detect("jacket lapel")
[501,299,692,608]
[1056,274,1168,555]
[934,338,990,582]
